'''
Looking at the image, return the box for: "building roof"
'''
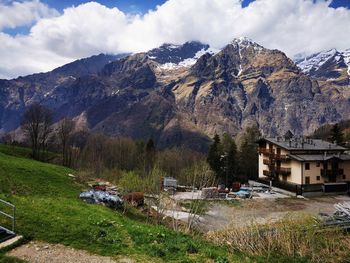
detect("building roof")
[288,154,350,162]
[258,137,347,151]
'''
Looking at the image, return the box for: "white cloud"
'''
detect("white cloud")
[0,0,58,30]
[1,0,350,79]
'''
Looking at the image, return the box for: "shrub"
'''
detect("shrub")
[206,215,350,262]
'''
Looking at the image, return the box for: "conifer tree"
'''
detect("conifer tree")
[207,134,223,181]
[331,123,344,145]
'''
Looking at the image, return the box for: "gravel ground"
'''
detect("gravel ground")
[198,195,350,232]
[8,241,134,263]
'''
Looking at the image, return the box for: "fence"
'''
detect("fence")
[0,199,16,242]
[256,178,350,196]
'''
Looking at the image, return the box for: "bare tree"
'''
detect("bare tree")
[58,118,75,166]
[22,103,53,160]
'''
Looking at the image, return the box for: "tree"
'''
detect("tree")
[238,125,261,181]
[225,138,238,186]
[207,134,223,182]
[58,118,75,167]
[145,138,156,173]
[331,123,344,145]
[22,103,53,160]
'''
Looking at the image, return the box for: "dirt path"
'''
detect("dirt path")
[8,241,134,263]
[199,195,350,232]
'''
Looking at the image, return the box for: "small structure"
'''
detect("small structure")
[0,199,16,243]
[257,135,350,195]
[163,177,177,191]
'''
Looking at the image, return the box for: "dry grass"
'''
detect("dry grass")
[207,214,350,263]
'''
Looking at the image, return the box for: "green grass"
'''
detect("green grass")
[0,144,32,159]
[0,144,60,163]
[0,151,242,262]
[0,148,311,262]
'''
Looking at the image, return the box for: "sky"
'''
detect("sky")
[0,0,350,79]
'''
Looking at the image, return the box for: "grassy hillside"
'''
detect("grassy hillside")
[0,148,311,262]
[0,150,241,262]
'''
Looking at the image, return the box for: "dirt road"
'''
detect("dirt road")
[199,195,350,232]
[8,241,134,263]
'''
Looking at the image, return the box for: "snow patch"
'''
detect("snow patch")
[297,49,337,73]
[159,46,220,70]
[231,37,263,51]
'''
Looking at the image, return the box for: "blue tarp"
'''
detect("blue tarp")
[79,190,123,209]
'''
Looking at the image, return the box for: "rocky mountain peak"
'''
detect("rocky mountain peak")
[146,41,220,72]
[295,48,350,84]
[1,39,350,150]
[230,37,263,50]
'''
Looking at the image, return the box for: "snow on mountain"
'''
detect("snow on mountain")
[343,49,350,76]
[149,42,219,70]
[230,36,263,51]
[295,49,350,78]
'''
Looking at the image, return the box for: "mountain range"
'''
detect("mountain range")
[0,38,349,150]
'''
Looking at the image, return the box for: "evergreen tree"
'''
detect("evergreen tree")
[331,123,344,145]
[238,125,261,181]
[145,138,156,172]
[225,138,237,186]
[206,134,223,181]
[221,133,237,186]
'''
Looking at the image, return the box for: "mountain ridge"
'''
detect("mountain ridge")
[1,39,349,150]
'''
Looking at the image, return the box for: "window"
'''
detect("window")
[305,176,310,184]
[316,176,320,181]
[305,163,310,170]
[316,162,320,167]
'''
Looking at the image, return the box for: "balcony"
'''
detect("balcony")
[263,159,275,165]
[263,170,271,176]
[258,147,274,155]
[276,167,291,175]
[275,154,289,162]
[321,169,344,177]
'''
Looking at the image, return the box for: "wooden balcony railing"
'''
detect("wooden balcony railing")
[275,154,289,161]
[263,170,271,176]
[321,169,345,177]
[263,159,269,165]
[258,147,272,155]
[276,167,291,175]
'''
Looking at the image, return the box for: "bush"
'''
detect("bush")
[207,215,350,262]
[118,171,144,192]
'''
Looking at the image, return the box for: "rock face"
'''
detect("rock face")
[295,49,350,131]
[0,38,349,150]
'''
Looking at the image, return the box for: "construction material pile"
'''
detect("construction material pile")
[79,191,123,209]
[201,187,219,199]
[334,202,350,221]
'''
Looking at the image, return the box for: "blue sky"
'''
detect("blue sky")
[1,0,350,79]
[39,0,350,12]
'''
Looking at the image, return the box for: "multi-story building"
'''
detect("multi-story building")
[257,132,350,194]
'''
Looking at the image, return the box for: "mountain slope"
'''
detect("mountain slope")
[1,39,349,150]
[296,49,350,85]
[170,38,345,137]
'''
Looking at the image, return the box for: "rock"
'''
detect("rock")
[1,39,349,150]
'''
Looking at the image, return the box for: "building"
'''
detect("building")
[257,133,350,194]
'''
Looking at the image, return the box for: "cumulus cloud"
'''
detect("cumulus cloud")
[1,0,350,79]
[0,0,58,30]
